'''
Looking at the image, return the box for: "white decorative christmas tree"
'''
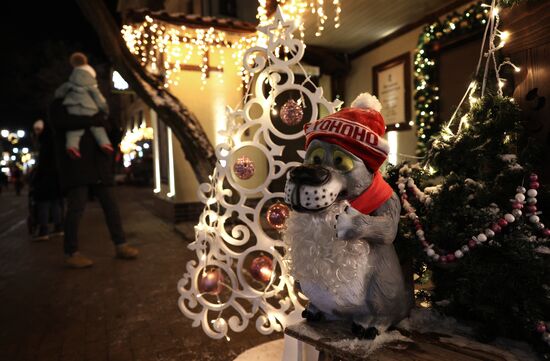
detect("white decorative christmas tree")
[177,8,343,340]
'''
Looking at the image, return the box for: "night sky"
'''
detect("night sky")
[0,0,119,131]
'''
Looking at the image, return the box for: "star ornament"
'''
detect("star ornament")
[258,6,296,47]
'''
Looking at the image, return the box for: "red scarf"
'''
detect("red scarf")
[349,171,393,215]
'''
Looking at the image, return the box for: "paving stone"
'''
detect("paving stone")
[0,187,281,361]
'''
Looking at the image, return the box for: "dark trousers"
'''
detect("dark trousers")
[36,199,63,235]
[64,184,126,255]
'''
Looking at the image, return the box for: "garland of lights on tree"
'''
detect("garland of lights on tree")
[177,8,343,340]
[413,1,488,155]
[391,0,549,356]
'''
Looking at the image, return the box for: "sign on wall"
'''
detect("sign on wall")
[373,53,411,131]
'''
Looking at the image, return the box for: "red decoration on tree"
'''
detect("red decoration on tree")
[250,255,273,283]
[233,156,255,180]
[198,268,224,295]
[266,202,290,230]
[280,99,304,126]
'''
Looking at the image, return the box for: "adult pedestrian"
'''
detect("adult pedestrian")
[29,119,64,241]
[49,59,138,268]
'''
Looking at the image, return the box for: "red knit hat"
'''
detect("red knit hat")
[304,93,389,171]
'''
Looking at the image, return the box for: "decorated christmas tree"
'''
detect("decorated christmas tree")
[177,8,342,341]
[386,0,550,357]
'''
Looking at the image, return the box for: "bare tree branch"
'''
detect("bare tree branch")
[75,0,216,183]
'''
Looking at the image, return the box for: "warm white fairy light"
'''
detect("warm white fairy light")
[122,19,258,88]
[443,0,521,138]
[257,0,341,38]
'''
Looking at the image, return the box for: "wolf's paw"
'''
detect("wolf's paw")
[302,307,324,323]
[335,205,362,240]
[351,323,379,340]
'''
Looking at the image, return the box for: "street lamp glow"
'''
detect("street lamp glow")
[17,130,25,138]
[112,70,129,90]
[1,130,8,138]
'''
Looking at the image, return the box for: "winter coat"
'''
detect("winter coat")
[54,65,109,117]
[49,98,121,191]
[30,125,62,201]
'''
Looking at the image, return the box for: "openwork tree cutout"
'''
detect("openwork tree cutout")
[177,8,342,340]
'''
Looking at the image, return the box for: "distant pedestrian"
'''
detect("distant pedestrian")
[49,54,138,268]
[10,164,24,196]
[0,171,7,194]
[29,119,64,242]
[54,52,113,159]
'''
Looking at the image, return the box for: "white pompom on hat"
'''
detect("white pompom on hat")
[350,92,383,113]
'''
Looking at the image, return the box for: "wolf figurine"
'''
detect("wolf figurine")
[283,93,410,339]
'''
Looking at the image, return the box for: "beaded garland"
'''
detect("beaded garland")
[536,321,550,347]
[397,172,550,263]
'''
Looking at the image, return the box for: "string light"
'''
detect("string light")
[122,19,259,88]
[257,0,341,38]
[413,2,488,153]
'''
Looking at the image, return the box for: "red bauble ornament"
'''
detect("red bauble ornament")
[530,174,539,182]
[497,218,508,227]
[199,268,224,295]
[250,255,273,282]
[530,181,540,190]
[468,239,477,248]
[280,99,304,126]
[527,205,537,213]
[543,229,550,237]
[233,156,255,180]
[266,202,290,230]
[491,223,502,233]
[446,254,456,262]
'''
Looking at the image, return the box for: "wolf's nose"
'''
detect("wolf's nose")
[289,165,330,186]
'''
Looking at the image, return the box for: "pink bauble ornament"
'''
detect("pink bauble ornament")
[446,254,456,262]
[543,229,550,237]
[468,239,477,248]
[527,205,537,214]
[498,218,508,227]
[491,223,502,233]
[266,203,290,230]
[530,173,538,182]
[440,255,447,263]
[280,99,304,126]
[536,322,547,333]
[250,255,274,282]
[199,268,224,295]
[233,156,255,180]
[530,181,540,190]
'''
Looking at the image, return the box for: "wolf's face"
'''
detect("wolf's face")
[285,139,374,212]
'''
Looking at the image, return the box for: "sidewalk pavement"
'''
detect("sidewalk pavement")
[0,186,279,361]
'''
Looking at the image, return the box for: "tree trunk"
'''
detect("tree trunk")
[74,0,216,184]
